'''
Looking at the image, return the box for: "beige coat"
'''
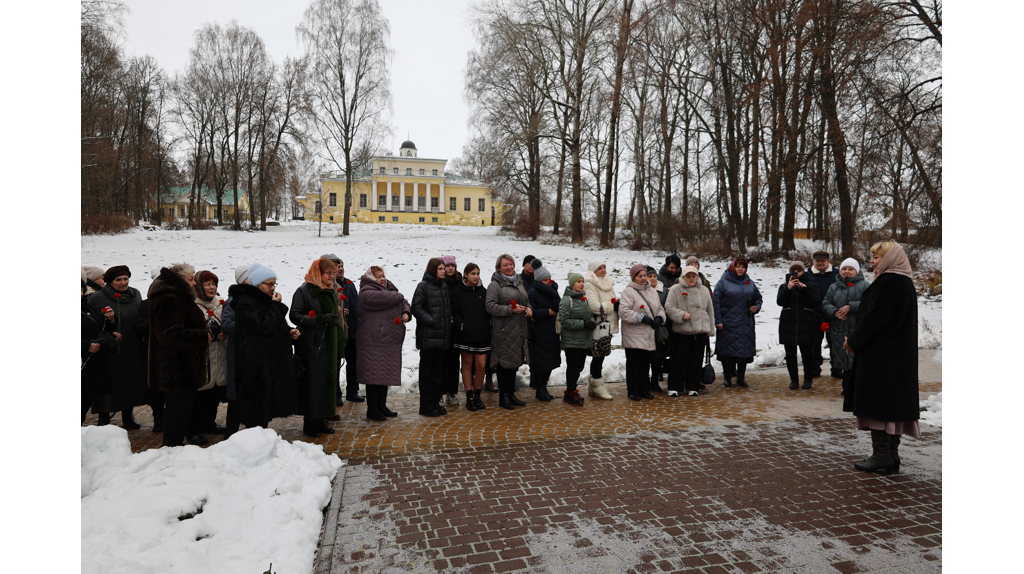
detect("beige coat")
[665,283,716,337]
[618,281,666,351]
[195,296,227,390]
[584,272,620,335]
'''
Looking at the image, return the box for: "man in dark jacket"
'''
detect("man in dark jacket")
[806,251,840,378]
[657,254,682,288]
[521,255,537,292]
[148,264,211,447]
[777,261,822,390]
[324,254,362,404]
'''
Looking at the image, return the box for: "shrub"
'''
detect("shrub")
[81,213,135,235]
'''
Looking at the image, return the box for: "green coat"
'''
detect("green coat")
[290,283,346,418]
[558,288,593,350]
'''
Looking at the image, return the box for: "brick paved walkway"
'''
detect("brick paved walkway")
[83,368,942,573]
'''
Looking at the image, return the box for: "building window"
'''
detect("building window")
[393,167,399,175]
[432,217,438,223]
[378,216,385,222]
[179,207,186,217]
[314,201,321,214]
[449,197,457,211]
[379,167,385,174]
[329,216,334,221]
[405,168,413,175]
[359,194,367,208]
[392,216,398,222]
[329,193,337,207]
[464,198,471,211]
[407,150,413,157]
[419,169,425,175]
[392,195,399,206]
[431,197,439,209]
[405,196,413,207]
[482,220,485,225]
[479,198,486,212]
[378,195,386,206]
[418,217,425,222]
[432,169,438,176]
[418,196,426,207]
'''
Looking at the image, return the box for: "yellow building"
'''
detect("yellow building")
[297,141,503,226]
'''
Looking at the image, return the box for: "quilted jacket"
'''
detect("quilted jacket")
[712,269,763,359]
[558,287,593,350]
[618,280,666,351]
[411,272,452,351]
[355,268,412,387]
[485,271,532,369]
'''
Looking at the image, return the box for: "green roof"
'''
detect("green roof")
[166,187,243,203]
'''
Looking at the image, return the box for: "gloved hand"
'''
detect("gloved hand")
[98,332,120,348]
[613,301,620,313]
[653,316,664,327]
[209,322,222,337]
[322,313,338,324]
[640,315,654,326]
[583,319,596,331]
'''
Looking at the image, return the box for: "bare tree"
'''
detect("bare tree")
[298,0,393,237]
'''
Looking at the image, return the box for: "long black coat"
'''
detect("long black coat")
[290,284,344,418]
[89,284,144,412]
[232,284,298,427]
[776,272,822,346]
[411,273,452,351]
[843,273,919,422]
[527,280,562,373]
[147,269,210,393]
[450,279,491,347]
[81,298,112,399]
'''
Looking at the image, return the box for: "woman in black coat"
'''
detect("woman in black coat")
[450,263,490,411]
[411,258,453,417]
[441,255,463,406]
[843,241,920,474]
[82,281,115,423]
[526,264,561,402]
[232,272,301,430]
[777,261,822,390]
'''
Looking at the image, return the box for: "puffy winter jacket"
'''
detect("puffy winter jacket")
[355,269,411,387]
[485,271,532,369]
[712,270,763,359]
[411,272,452,351]
[618,280,666,351]
[584,273,620,334]
[558,287,593,350]
[806,264,839,322]
[450,279,491,346]
[776,271,822,346]
[665,282,716,337]
[527,280,562,372]
[822,272,869,336]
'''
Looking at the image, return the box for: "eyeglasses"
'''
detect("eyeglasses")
[262,281,277,288]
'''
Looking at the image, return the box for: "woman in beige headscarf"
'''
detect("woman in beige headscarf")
[842,241,919,474]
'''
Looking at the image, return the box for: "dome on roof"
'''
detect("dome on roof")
[400,140,416,149]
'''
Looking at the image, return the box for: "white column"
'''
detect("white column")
[440,183,446,213]
[386,180,392,211]
[399,181,405,212]
[413,182,420,211]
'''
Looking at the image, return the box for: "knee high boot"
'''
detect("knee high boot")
[853,430,894,473]
[735,361,748,388]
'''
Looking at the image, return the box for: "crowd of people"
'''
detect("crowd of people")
[82,241,921,474]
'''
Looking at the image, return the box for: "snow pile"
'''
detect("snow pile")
[81,426,343,574]
[919,392,942,427]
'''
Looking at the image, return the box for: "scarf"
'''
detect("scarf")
[501,272,518,283]
[586,271,615,292]
[874,243,913,278]
[304,260,330,289]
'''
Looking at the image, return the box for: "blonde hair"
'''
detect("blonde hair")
[495,253,515,271]
[870,240,897,258]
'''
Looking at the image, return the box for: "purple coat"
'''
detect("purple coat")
[356,268,412,387]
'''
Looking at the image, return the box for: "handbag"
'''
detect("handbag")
[702,341,716,385]
[637,291,671,345]
[589,307,612,358]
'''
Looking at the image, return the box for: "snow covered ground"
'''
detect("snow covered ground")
[81,426,342,574]
[81,221,942,393]
[920,392,943,427]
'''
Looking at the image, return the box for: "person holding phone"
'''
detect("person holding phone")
[777,261,822,390]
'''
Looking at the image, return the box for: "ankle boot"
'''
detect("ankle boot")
[366,387,386,421]
[508,392,525,406]
[466,390,479,411]
[121,409,141,429]
[801,376,813,390]
[535,378,553,401]
[378,386,397,417]
[649,374,664,393]
[736,362,748,388]
[97,412,111,426]
[853,430,894,473]
[890,434,901,473]
[499,392,516,410]
[474,389,486,410]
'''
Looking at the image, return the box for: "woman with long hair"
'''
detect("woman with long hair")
[412,258,453,417]
[450,263,490,411]
[290,258,346,437]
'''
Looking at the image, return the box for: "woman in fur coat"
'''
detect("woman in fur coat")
[583,258,619,399]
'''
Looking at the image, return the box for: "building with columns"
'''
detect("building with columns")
[297,141,503,226]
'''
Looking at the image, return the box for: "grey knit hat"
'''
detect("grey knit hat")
[533,265,551,283]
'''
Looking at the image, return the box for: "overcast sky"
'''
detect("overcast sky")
[123,0,479,164]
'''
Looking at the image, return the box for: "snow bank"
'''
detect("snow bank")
[919,392,942,427]
[81,427,343,574]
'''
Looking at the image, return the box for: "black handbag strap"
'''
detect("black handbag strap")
[705,340,712,365]
[636,291,659,319]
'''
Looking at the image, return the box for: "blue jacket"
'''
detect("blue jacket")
[806,265,839,323]
[527,280,562,372]
[335,276,359,336]
[713,269,763,359]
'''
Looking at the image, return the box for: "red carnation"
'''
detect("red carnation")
[394,318,401,324]
[219,299,226,306]
[847,283,854,287]
[510,299,518,309]
[581,296,587,302]
[640,304,645,309]
[347,280,353,284]
[339,294,347,301]
[744,281,750,284]
[820,322,829,332]
[113,293,122,298]
[611,298,617,304]
[308,310,316,318]
[102,307,112,313]
[682,292,688,296]
[207,310,215,317]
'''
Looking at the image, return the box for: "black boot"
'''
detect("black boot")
[474,389,486,410]
[499,392,516,410]
[853,430,894,473]
[801,376,813,390]
[366,386,386,421]
[890,434,901,474]
[466,389,479,411]
[649,373,664,393]
[152,414,164,433]
[722,360,733,387]
[509,392,525,406]
[97,412,111,426]
[121,409,141,430]
[535,377,553,401]
[302,418,321,438]
[318,418,336,434]
[789,379,799,390]
[378,386,397,417]
[736,362,748,388]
